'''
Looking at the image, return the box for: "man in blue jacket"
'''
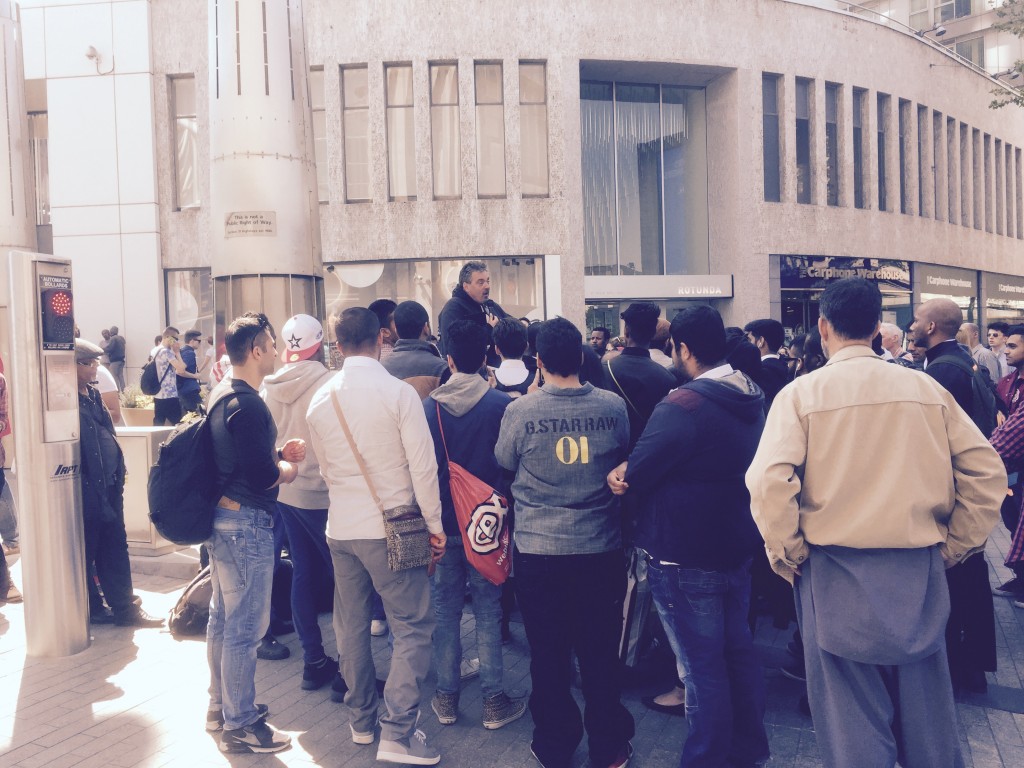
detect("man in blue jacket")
[608,305,769,768]
[424,320,526,731]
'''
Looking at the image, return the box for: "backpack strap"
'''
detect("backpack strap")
[435,401,451,462]
[605,357,642,418]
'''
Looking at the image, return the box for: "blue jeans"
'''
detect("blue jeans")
[431,538,504,698]
[0,475,19,546]
[647,559,769,768]
[207,505,275,730]
[276,502,333,664]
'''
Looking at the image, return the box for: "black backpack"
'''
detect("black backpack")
[168,565,212,637]
[140,355,172,395]
[147,396,232,544]
[931,353,999,438]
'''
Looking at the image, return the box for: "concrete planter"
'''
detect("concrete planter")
[121,407,155,427]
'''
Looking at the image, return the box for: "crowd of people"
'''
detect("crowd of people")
[41,261,1021,768]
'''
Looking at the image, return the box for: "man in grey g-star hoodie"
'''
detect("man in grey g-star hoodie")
[262,314,341,695]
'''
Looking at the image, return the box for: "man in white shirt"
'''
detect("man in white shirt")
[959,322,1001,383]
[307,307,446,766]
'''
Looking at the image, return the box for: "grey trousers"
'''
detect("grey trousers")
[328,537,434,741]
[797,550,964,768]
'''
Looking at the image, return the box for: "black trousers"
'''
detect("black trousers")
[1001,487,1024,579]
[153,397,182,426]
[178,389,203,416]
[945,552,996,687]
[84,485,135,617]
[515,548,634,768]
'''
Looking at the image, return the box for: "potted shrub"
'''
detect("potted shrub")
[119,385,155,427]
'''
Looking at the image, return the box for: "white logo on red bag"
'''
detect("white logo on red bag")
[466,492,508,554]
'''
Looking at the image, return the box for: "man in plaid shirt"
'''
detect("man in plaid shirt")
[991,324,1024,603]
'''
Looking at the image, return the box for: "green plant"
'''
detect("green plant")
[991,0,1024,109]
[120,384,154,409]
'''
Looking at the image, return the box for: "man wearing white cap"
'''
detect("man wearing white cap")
[262,315,341,694]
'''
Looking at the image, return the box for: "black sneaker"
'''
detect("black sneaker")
[219,717,291,754]
[993,576,1024,597]
[331,671,349,702]
[302,657,339,691]
[90,607,115,624]
[257,635,290,661]
[206,703,269,732]
[113,608,164,628]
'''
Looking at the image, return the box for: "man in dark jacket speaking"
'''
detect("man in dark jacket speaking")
[438,261,507,364]
[607,305,770,768]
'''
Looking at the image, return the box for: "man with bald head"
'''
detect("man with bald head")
[910,298,998,695]
[959,322,1000,384]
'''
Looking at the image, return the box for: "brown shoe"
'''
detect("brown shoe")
[4,584,23,604]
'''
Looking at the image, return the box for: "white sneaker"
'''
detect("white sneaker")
[350,721,376,745]
[460,657,480,682]
[370,619,388,637]
[376,728,440,765]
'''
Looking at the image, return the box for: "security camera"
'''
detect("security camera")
[85,46,99,60]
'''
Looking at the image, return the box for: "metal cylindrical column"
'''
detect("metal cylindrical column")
[208,0,322,274]
[0,2,36,255]
[8,252,88,657]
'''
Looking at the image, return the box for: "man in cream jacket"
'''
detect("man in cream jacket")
[746,277,1005,768]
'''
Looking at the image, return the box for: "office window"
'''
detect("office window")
[898,99,909,214]
[947,117,958,224]
[165,269,214,343]
[937,0,976,23]
[878,93,889,212]
[973,128,982,229]
[386,64,416,201]
[985,133,993,233]
[852,88,866,209]
[309,68,328,202]
[909,0,930,31]
[825,83,840,207]
[520,62,549,197]
[28,113,49,225]
[171,76,199,209]
[342,66,370,202]
[1006,143,1014,237]
[917,105,927,217]
[953,36,985,68]
[796,79,812,204]
[475,63,505,197]
[1017,147,1023,239]
[430,63,460,199]
[763,74,781,203]
[960,122,971,228]
[932,111,942,221]
[581,81,709,276]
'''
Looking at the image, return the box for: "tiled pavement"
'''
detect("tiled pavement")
[3,526,1024,768]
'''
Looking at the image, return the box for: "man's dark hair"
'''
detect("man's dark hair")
[527,321,541,356]
[592,327,610,343]
[458,260,488,286]
[724,326,762,379]
[184,329,202,343]
[988,321,1011,335]
[334,307,380,350]
[492,317,527,359]
[225,312,274,366]
[393,300,429,340]
[672,306,727,366]
[447,320,489,373]
[620,302,661,347]
[162,325,181,340]
[536,318,583,377]
[1007,324,1024,339]
[818,277,882,340]
[367,299,397,331]
[743,318,785,353]
[871,332,884,355]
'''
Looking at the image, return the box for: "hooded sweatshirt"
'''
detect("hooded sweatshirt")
[624,367,766,569]
[262,360,336,509]
[424,372,512,536]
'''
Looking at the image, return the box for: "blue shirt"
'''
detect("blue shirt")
[178,345,200,395]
